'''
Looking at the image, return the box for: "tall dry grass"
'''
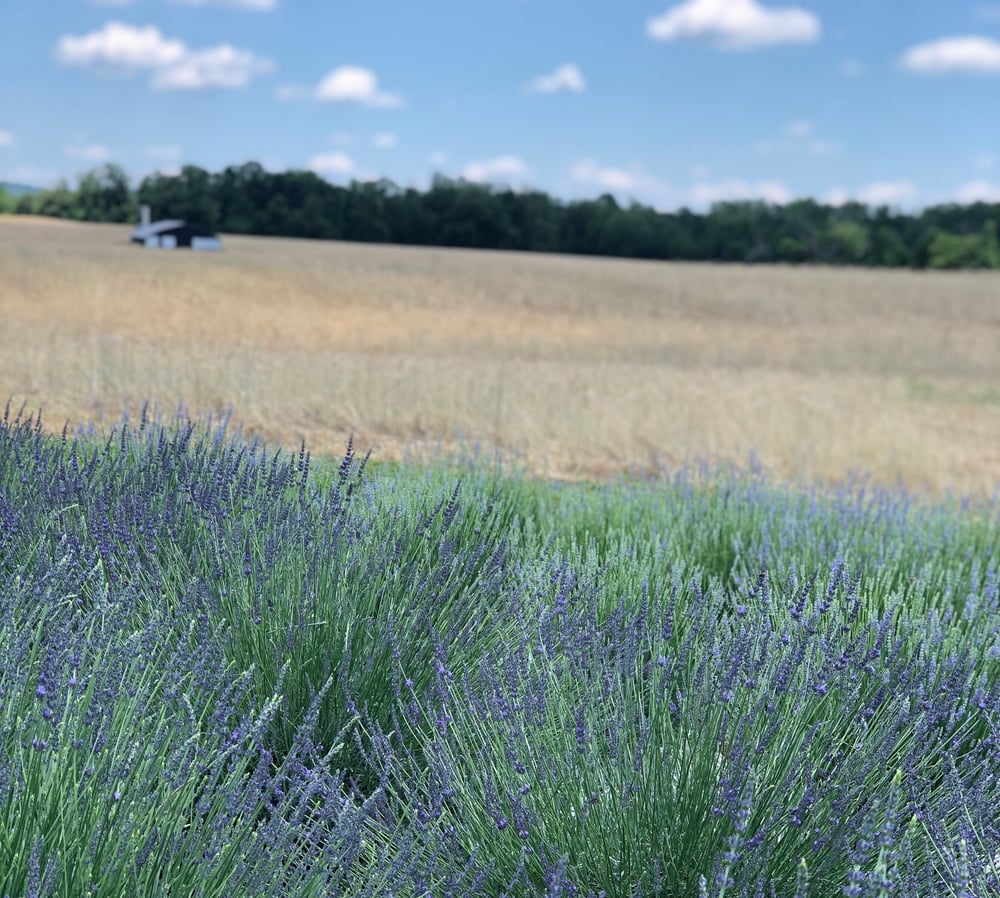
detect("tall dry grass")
[1,215,998,494]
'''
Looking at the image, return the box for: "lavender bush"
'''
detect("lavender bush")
[1,402,997,896]
[374,557,999,896]
[0,515,392,897]
[0,403,517,787]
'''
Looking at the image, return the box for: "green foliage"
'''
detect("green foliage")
[926,223,1000,270]
[75,165,135,223]
[778,236,809,263]
[825,220,870,264]
[138,164,220,231]
[982,219,1000,268]
[9,161,1000,270]
[868,225,910,267]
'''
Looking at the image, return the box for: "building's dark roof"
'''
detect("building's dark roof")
[131,220,187,240]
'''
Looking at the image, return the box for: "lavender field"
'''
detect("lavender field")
[1,402,998,898]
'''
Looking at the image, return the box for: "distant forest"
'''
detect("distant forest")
[3,162,999,270]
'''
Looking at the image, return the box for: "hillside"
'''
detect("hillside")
[0,181,39,198]
[1,216,998,495]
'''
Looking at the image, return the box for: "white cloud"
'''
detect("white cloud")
[0,131,13,147]
[315,66,403,107]
[783,119,814,138]
[429,151,449,167]
[309,152,355,177]
[840,58,864,76]
[647,0,821,50]
[275,83,310,101]
[756,122,838,157]
[856,180,917,206]
[167,0,279,9]
[461,155,529,184]
[569,159,664,194]
[823,183,919,207]
[55,22,272,90]
[825,187,850,207]
[974,151,997,171]
[56,22,186,70]
[955,179,1000,203]
[689,178,792,206]
[65,144,112,161]
[526,63,586,93]
[566,160,677,209]
[372,132,397,149]
[900,36,1000,74]
[152,44,273,90]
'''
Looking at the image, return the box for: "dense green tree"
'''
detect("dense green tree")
[442,183,518,249]
[708,201,774,262]
[262,193,291,236]
[824,220,870,265]
[215,163,269,233]
[343,181,391,243]
[927,232,983,269]
[926,221,1000,269]
[138,165,220,230]
[772,198,834,263]
[671,208,704,259]
[777,236,810,263]
[559,195,619,255]
[75,164,134,223]
[871,229,908,267]
[10,160,1000,270]
[981,220,1000,268]
[491,189,558,253]
[18,179,78,218]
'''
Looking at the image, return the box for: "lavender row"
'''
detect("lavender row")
[1,403,997,896]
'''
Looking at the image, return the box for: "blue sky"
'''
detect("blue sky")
[1,0,999,210]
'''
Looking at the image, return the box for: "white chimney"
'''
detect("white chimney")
[140,204,151,228]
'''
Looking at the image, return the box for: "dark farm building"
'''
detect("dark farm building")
[130,206,221,250]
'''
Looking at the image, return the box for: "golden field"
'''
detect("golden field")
[1,214,998,495]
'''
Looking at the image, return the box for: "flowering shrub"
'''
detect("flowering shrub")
[0,402,997,896]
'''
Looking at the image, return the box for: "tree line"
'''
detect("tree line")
[2,162,999,270]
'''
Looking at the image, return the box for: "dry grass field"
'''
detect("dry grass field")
[1,214,999,495]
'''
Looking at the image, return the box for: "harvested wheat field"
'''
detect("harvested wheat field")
[1,214,998,494]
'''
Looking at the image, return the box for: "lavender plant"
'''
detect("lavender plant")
[1,403,520,788]
[372,554,999,897]
[1,402,997,897]
[0,533,396,897]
